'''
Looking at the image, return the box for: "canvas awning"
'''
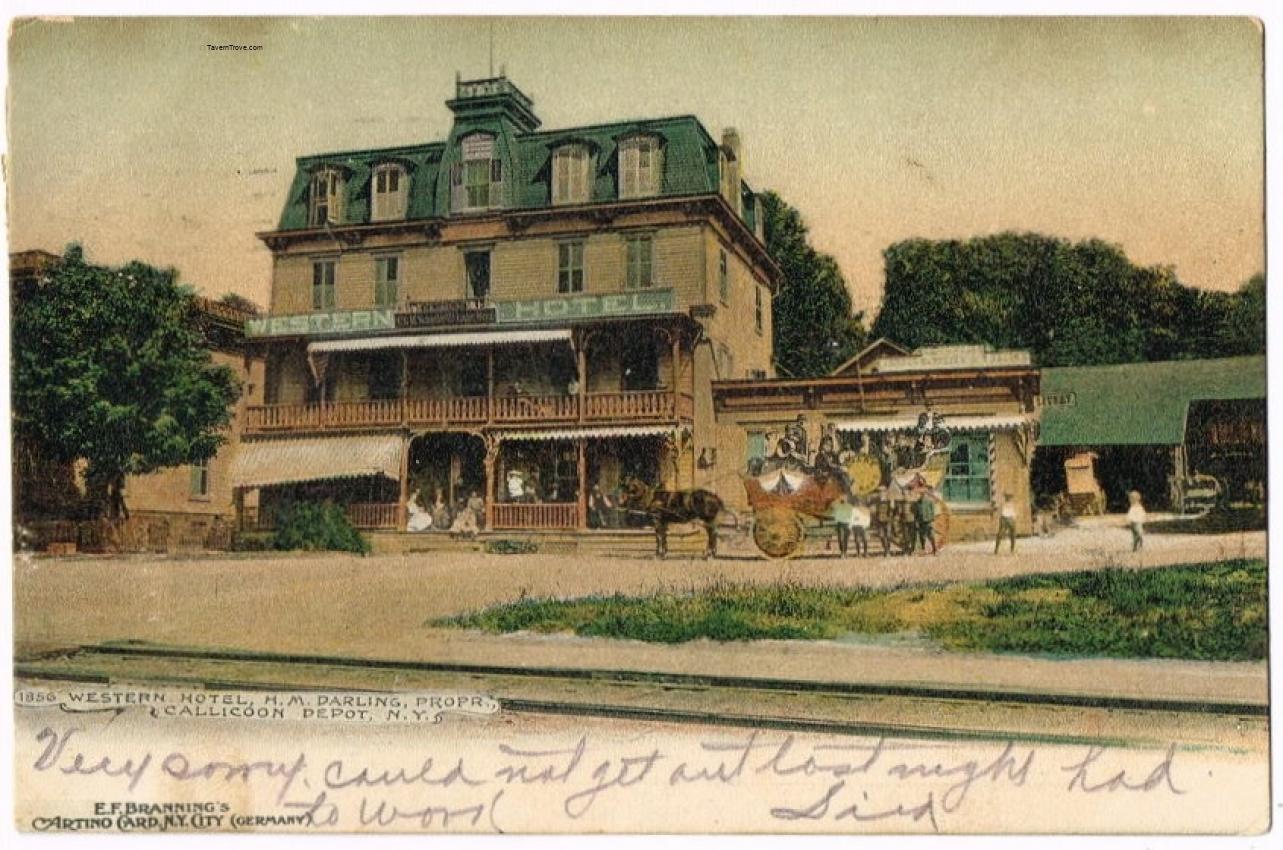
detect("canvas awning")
[494,425,675,442]
[832,414,1030,433]
[307,328,572,355]
[231,435,403,489]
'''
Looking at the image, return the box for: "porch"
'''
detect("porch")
[247,321,695,436]
[243,390,692,434]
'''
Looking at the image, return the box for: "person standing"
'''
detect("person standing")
[831,496,853,557]
[994,492,1017,554]
[913,492,938,556]
[873,489,893,555]
[1127,490,1147,551]
[850,497,871,557]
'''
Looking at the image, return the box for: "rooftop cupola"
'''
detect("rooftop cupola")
[447,73,540,133]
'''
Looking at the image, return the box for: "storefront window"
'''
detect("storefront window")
[942,433,992,505]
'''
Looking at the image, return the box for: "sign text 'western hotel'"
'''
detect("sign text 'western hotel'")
[244,291,675,338]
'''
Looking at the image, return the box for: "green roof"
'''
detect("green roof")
[276,112,750,231]
[1039,356,1266,447]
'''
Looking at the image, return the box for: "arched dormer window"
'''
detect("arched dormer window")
[371,162,409,222]
[450,133,504,213]
[618,135,663,199]
[551,144,591,205]
[309,167,346,226]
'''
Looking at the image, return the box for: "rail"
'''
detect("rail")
[245,390,689,434]
[491,502,578,530]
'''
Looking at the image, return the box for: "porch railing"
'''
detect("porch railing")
[491,502,578,530]
[244,390,688,434]
[345,502,400,529]
[492,394,578,423]
[584,390,674,420]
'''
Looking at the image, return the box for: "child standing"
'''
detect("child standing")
[1127,490,1147,551]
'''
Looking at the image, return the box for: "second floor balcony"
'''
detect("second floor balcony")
[243,389,694,435]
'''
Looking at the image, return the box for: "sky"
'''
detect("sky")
[6,16,1265,317]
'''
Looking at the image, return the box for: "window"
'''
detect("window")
[309,168,345,226]
[371,164,408,221]
[942,433,992,505]
[754,285,764,333]
[718,249,730,304]
[451,134,503,212]
[189,459,209,499]
[465,250,491,299]
[715,343,734,379]
[625,235,653,289]
[558,241,584,294]
[552,145,590,205]
[374,256,400,307]
[312,260,336,310]
[619,136,662,199]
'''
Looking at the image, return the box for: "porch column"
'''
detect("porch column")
[577,339,587,423]
[483,435,499,530]
[397,434,411,531]
[233,488,245,532]
[487,345,495,424]
[399,349,409,426]
[670,332,680,406]
[577,438,588,529]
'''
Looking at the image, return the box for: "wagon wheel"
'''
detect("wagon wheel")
[753,506,807,560]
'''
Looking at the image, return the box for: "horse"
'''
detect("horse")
[618,478,723,559]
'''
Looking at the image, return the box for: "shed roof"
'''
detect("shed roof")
[1038,356,1266,447]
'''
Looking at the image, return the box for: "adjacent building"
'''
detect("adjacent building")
[11,249,263,551]
[711,342,1041,541]
[235,75,779,533]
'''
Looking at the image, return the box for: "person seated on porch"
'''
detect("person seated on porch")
[431,491,452,532]
[450,498,479,539]
[566,376,580,396]
[588,484,616,529]
[467,491,485,529]
[406,492,433,533]
[508,380,529,398]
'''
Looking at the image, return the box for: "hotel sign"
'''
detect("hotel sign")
[244,309,396,338]
[495,290,675,324]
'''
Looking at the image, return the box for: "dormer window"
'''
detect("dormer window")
[618,136,662,199]
[309,168,345,226]
[552,144,590,205]
[450,134,504,212]
[371,163,409,221]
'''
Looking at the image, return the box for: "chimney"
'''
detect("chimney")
[721,127,742,216]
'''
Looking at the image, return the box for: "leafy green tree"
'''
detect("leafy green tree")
[12,245,241,518]
[1216,273,1266,356]
[759,191,867,376]
[874,232,1263,367]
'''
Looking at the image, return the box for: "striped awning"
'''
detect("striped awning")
[832,414,1030,433]
[308,328,571,354]
[494,425,675,443]
[231,435,403,489]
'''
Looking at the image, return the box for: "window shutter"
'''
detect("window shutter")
[620,144,638,198]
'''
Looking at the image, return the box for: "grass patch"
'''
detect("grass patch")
[434,559,1267,661]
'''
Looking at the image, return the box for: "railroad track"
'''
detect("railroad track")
[15,642,1268,749]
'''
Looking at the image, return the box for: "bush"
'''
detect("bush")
[270,501,369,555]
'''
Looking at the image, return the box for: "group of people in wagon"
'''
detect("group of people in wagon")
[750,415,944,557]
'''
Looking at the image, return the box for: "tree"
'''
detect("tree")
[12,245,241,518]
[873,232,1262,367]
[1215,273,1266,356]
[217,292,262,315]
[759,191,867,376]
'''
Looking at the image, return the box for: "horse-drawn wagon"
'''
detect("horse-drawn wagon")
[741,415,954,559]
